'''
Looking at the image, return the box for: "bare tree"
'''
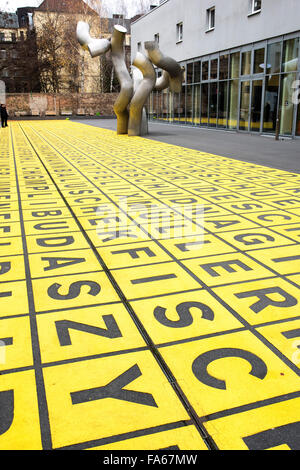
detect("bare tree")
[34,1,104,93]
[133,0,151,15]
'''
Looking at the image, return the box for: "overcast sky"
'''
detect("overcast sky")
[0,0,149,16]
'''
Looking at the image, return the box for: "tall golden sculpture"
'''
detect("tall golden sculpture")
[76,21,184,136]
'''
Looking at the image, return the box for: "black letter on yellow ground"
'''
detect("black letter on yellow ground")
[0,390,14,435]
[199,259,252,277]
[70,364,158,407]
[55,315,122,346]
[0,262,11,275]
[47,281,101,300]
[243,422,300,450]
[192,348,267,390]
[235,287,297,313]
[42,256,86,271]
[36,236,75,248]
[154,301,214,328]
[234,233,274,245]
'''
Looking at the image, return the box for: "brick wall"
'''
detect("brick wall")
[5,93,118,117]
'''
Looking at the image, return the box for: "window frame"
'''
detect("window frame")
[249,0,262,16]
[176,22,183,43]
[206,7,215,32]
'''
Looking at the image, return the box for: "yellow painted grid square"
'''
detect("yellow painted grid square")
[36,303,146,363]
[112,261,201,300]
[203,397,300,450]
[213,277,300,325]
[32,271,120,312]
[43,351,190,448]
[159,330,300,417]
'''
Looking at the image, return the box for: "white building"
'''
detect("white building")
[131,0,300,137]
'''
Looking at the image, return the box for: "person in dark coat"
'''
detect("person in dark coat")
[0,104,8,127]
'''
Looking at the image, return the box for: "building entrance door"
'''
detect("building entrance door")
[239,79,263,132]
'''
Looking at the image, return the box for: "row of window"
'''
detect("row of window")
[138,0,262,49]
[0,31,25,42]
[183,38,299,84]
[148,33,300,137]
[0,49,19,60]
[149,74,299,136]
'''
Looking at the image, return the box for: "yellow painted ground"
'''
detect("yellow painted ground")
[0,120,300,450]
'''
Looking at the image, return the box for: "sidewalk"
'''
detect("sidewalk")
[77,118,300,174]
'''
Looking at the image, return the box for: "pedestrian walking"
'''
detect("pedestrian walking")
[0,104,8,128]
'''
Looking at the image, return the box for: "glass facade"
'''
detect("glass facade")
[149,33,300,137]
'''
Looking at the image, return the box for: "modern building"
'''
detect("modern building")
[131,0,300,137]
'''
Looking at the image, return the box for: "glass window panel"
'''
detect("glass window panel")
[152,92,158,119]
[251,80,263,132]
[148,93,154,119]
[228,80,239,128]
[241,51,251,75]
[230,52,240,78]
[253,48,265,74]
[187,63,193,84]
[218,81,228,128]
[209,82,218,128]
[239,81,251,130]
[194,61,201,83]
[219,55,229,80]
[194,84,200,125]
[201,83,208,126]
[158,91,163,119]
[282,38,299,73]
[202,61,208,81]
[162,90,170,121]
[210,59,218,80]
[296,101,300,136]
[174,89,186,123]
[252,0,261,13]
[173,92,182,123]
[266,42,281,74]
[263,75,279,133]
[186,85,193,123]
[280,73,296,135]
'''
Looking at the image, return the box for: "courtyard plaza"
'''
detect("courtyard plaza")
[0,120,300,450]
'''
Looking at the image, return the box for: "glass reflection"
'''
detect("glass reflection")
[282,38,299,73]
[297,102,300,136]
[242,51,251,75]
[202,61,209,81]
[209,82,217,127]
[239,81,250,130]
[210,59,218,80]
[280,73,296,135]
[266,42,281,74]
[251,80,263,132]
[186,85,193,123]
[253,48,265,74]
[218,81,228,128]
[194,61,201,83]
[263,75,279,133]
[230,52,240,78]
[228,80,239,128]
[194,84,200,125]
[201,83,209,126]
[219,55,229,80]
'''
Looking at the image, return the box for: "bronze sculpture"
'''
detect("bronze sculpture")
[76,21,184,136]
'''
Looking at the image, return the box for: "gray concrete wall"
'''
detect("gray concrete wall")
[131,0,300,62]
